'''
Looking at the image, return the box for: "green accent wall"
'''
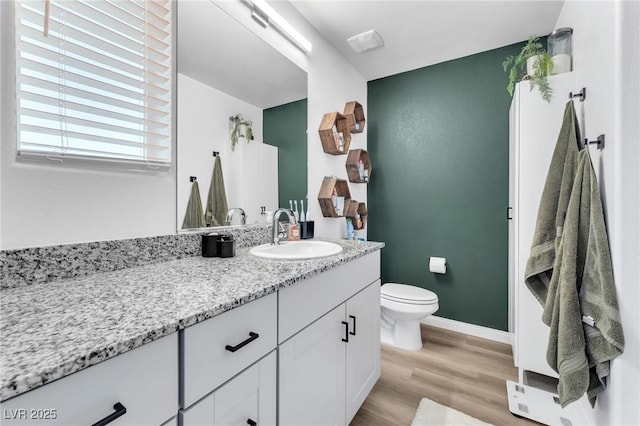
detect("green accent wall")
[368,42,525,331]
[263,99,308,208]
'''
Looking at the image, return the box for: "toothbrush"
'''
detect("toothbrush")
[293,200,299,221]
[300,200,306,222]
[289,200,293,212]
[305,198,310,221]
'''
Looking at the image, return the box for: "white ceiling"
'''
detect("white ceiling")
[177,1,565,108]
[177,0,307,109]
[291,0,565,81]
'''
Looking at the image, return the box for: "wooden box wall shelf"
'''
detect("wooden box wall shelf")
[318,177,352,217]
[318,112,352,155]
[345,149,372,183]
[343,101,366,134]
[345,201,367,230]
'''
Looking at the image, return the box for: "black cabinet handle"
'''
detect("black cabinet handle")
[247,419,257,426]
[507,207,513,220]
[349,315,356,336]
[341,321,349,343]
[225,332,259,352]
[91,402,127,426]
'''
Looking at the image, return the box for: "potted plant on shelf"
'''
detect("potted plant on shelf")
[230,114,254,151]
[503,36,554,102]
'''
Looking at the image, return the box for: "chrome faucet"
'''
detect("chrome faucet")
[272,208,297,245]
[225,208,246,225]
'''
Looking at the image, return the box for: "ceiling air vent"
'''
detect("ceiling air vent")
[347,30,384,54]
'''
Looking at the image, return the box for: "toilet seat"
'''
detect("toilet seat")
[381,283,438,305]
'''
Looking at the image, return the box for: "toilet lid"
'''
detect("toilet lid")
[381,283,438,303]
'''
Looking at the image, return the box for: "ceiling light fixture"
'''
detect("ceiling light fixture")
[347,30,384,54]
[251,4,269,28]
[243,0,312,53]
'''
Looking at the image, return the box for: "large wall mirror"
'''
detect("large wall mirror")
[177,0,307,231]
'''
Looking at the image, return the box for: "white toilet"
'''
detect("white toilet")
[380,283,439,351]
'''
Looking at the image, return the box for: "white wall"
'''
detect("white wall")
[554,1,640,424]
[177,73,277,228]
[215,1,368,240]
[0,1,176,250]
[241,142,278,223]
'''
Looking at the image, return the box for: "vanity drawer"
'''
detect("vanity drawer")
[181,293,277,408]
[0,334,177,426]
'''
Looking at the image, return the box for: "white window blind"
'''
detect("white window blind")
[15,0,172,166]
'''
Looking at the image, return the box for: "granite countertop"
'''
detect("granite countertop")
[0,239,384,402]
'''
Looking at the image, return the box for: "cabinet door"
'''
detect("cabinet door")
[279,306,346,426]
[508,94,519,353]
[214,351,276,426]
[180,351,276,426]
[345,280,381,423]
[514,74,575,378]
[161,416,177,426]
[180,393,214,425]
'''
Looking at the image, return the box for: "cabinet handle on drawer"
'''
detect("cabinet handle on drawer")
[225,332,260,352]
[349,315,357,336]
[91,402,127,426]
[247,419,257,426]
[341,321,349,343]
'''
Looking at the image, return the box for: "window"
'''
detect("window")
[15,0,172,167]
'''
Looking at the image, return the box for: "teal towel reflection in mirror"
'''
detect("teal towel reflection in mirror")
[182,179,206,229]
[205,155,229,227]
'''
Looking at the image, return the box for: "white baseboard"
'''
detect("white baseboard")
[421,315,512,344]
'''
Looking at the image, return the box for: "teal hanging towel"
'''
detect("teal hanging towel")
[205,155,229,227]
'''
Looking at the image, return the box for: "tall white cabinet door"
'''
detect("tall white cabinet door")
[508,94,519,351]
[513,73,576,378]
[345,280,381,423]
[279,306,347,426]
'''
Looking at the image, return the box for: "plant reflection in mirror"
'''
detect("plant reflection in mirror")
[230,114,254,150]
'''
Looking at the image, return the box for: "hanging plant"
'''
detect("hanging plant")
[503,36,554,102]
[230,114,254,151]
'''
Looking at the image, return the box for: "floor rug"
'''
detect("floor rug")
[410,398,494,426]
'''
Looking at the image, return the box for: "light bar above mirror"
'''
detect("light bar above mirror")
[241,0,312,53]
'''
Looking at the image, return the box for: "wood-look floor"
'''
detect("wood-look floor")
[350,325,540,426]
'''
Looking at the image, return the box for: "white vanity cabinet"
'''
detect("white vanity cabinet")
[0,335,178,426]
[179,351,276,426]
[278,252,381,426]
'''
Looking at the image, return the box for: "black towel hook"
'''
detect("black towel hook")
[569,88,586,102]
[190,176,197,182]
[585,134,605,150]
[212,151,219,157]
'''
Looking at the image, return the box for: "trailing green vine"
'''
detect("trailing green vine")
[230,114,253,151]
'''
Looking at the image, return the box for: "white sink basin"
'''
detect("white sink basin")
[250,241,343,260]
